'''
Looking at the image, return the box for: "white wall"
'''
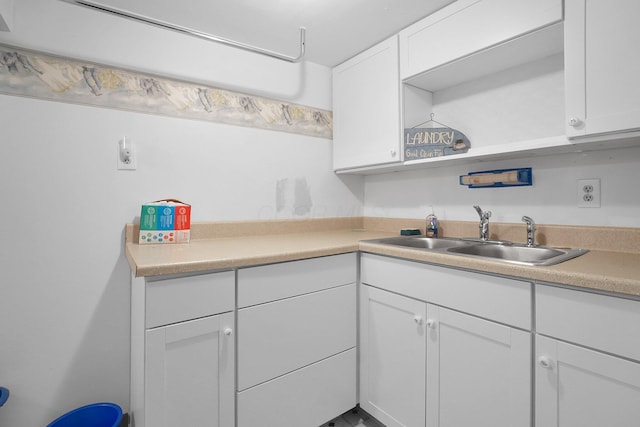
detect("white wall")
[1,0,329,104]
[364,145,640,227]
[0,1,362,426]
[372,49,640,228]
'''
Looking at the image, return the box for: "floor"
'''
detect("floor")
[321,407,385,427]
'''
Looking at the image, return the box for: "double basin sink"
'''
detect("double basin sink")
[364,236,588,266]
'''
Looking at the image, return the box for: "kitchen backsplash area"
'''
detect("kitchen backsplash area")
[364,144,640,228]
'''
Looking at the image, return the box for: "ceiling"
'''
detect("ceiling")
[93,0,456,67]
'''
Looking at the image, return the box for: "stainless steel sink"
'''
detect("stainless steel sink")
[367,236,471,250]
[362,236,588,266]
[446,243,588,266]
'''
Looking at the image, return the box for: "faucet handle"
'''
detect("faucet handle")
[474,205,491,220]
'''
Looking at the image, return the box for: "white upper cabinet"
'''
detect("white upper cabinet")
[400,0,563,88]
[334,0,640,174]
[332,36,402,171]
[564,0,640,138]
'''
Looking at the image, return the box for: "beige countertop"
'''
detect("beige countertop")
[125,217,640,297]
[126,229,393,277]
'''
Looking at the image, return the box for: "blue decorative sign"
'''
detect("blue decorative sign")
[404,127,471,160]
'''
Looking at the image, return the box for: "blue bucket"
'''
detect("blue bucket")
[47,402,123,427]
[0,387,9,407]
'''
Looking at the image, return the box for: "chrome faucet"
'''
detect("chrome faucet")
[522,216,536,247]
[473,205,491,241]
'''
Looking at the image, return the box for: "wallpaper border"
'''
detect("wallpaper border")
[0,43,333,139]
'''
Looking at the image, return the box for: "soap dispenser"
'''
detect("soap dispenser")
[426,207,439,238]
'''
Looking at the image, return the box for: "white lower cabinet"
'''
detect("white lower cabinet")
[426,305,530,427]
[535,284,640,427]
[236,254,357,427]
[130,251,640,427]
[535,335,640,427]
[145,313,235,427]
[360,286,427,427]
[130,270,235,427]
[360,254,532,427]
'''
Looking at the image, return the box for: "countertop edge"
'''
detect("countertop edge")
[129,244,360,277]
[125,230,640,297]
[358,244,640,297]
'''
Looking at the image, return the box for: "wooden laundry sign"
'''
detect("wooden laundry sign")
[404,127,470,160]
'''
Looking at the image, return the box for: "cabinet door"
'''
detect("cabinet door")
[565,0,640,137]
[146,312,234,427]
[400,0,562,80]
[536,335,640,427]
[359,285,427,427]
[426,306,531,427]
[332,36,401,170]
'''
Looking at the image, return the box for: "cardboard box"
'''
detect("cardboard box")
[139,199,191,244]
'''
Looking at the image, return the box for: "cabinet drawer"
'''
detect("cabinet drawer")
[238,284,356,390]
[536,284,640,362]
[237,253,356,308]
[361,254,532,329]
[146,270,234,328]
[399,0,562,79]
[237,348,356,427]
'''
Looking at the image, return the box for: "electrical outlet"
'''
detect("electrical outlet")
[117,138,137,170]
[577,178,600,208]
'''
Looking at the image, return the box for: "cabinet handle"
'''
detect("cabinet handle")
[426,319,437,329]
[413,315,423,325]
[539,356,552,369]
[223,328,233,336]
[568,117,582,127]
